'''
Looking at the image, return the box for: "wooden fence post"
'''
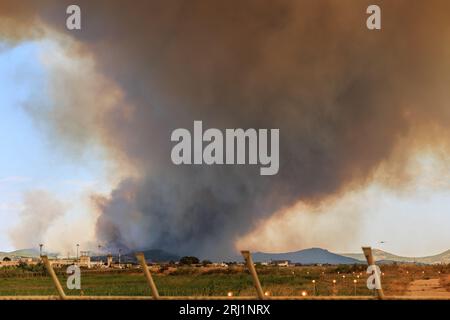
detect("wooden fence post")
[241,251,265,300]
[41,256,66,300]
[136,252,160,299]
[362,247,385,299]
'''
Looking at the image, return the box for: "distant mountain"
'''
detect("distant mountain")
[0,248,57,259]
[252,248,362,265]
[6,246,449,265]
[9,248,41,257]
[341,249,450,265]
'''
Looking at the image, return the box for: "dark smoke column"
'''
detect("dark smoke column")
[3,0,450,259]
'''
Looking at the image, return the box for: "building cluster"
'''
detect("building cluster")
[0,256,36,267]
[260,260,293,267]
[0,253,132,269]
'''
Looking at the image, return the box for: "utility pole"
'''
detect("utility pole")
[76,244,80,261]
[98,244,102,263]
[39,244,43,257]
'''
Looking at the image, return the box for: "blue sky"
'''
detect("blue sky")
[0,41,105,252]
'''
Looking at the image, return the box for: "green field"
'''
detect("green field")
[0,265,385,297]
[1,264,448,297]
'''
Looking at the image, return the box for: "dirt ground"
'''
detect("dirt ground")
[404,277,450,297]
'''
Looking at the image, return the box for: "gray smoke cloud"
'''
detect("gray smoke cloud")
[2,1,450,258]
[9,190,65,249]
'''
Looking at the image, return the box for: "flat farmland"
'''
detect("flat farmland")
[0,264,449,297]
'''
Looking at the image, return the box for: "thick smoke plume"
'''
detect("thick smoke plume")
[9,190,65,249]
[2,1,450,258]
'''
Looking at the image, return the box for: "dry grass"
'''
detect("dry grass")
[440,274,450,292]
